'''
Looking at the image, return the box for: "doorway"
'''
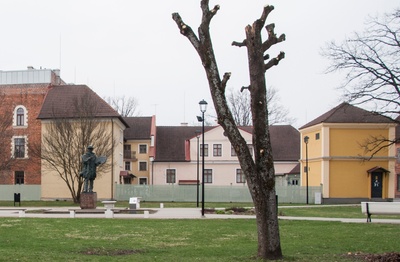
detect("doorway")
[371,172,383,198]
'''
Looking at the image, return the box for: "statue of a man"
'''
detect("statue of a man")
[81,145,100,193]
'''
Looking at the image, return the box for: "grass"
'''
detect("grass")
[0,218,399,261]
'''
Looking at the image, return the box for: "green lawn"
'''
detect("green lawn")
[0,218,399,261]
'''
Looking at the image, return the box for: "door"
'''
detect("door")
[371,172,383,198]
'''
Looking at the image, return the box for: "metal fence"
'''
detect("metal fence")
[0,185,41,201]
[116,184,322,204]
[0,184,322,204]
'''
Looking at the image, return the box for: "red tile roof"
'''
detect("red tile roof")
[155,125,299,162]
[123,117,153,140]
[300,102,394,129]
[37,85,128,127]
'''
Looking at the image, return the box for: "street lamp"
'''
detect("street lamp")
[197,99,207,217]
[195,130,201,207]
[304,136,309,205]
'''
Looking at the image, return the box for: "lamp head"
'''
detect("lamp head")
[199,99,208,113]
[303,136,309,144]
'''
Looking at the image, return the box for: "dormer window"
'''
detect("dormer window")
[13,106,27,127]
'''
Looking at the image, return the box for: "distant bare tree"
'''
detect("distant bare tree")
[104,95,140,117]
[34,91,116,203]
[323,8,400,155]
[228,87,295,126]
[0,92,13,172]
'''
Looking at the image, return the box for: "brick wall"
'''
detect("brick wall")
[0,84,49,185]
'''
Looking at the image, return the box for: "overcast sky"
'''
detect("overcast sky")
[0,1,398,127]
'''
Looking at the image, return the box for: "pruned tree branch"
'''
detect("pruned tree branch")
[221,72,231,92]
[264,51,285,71]
[232,40,247,47]
[262,23,286,51]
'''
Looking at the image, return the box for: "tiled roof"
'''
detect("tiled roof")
[269,125,300,161]
[155,125,300,162]
[299,102,394,130]
[155,126,214,162]
[38,85,128,126]
[124,117,153,140]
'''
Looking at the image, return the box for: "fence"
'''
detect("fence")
[0,185,41,201]
[0,184,322,204]
[116,184,322,204]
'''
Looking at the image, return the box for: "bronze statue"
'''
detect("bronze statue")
[80,145,106,193]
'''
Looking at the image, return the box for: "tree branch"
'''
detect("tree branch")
[232,40,247,47]
[255,5,275,31]
[264,52,285,71]
[172,12,200,50]
[262,23,286,51]
[221,72,231,92]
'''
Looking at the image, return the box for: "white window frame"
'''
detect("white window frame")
[13,105,28,127]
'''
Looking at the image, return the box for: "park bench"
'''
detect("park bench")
[0,208,27,217]
[68,208,152,218]
[361,202,400,222]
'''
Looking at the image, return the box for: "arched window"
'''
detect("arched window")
[13,106,28,127]
[16,108,24,126]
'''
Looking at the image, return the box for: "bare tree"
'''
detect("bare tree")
[173,2,284,259]
[104,95,140,117]
[0,92,14,173]
[228,86,295,126]
[323,8,400,155]
[34,91,116,203]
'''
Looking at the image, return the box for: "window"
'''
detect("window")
[139,178,148,185]
[213,144,222,157]
[200,144,208,157]
[397,174,400,192]
[231,145,237,156]
[139,144,147,154]
[397,148,400,163]
[14,106,27,127]
[16,108,24,126]
[14,138,26,158]
[15,171,24,184]
[139,161,147,171]
[204,169,213,183]
[166,169,176,183]
[125,161,131,170]
[315,133,320,140]
[236,169,245,183]
[231,144,253,157]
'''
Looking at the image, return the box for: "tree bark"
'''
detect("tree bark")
[173,1,284,259]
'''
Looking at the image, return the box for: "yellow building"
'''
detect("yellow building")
[299,103,397,203]
[38,85,128,200]
[121,116,156,185]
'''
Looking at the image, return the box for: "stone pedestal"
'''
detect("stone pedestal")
[80,192,97,209]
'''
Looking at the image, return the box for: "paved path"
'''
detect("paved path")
[0,207,399,224]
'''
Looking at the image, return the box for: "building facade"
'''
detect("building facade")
[0,68,64,186]
[152,125,300,187]
[299,103,397,203]
[122,116,156,185]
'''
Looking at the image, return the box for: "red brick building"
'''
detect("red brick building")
[0,68,64,185]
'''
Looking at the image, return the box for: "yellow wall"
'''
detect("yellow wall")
[41,118,125,200]
[301,160,321,187]
[124,139,151,185]
[329,160,388,198]
[330,128,389,157]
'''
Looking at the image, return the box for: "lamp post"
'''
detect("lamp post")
[197,99,207,217]
[304,136,309,205]
[195,130,201,207]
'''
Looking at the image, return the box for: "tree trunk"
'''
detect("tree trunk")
[173,1,284,259]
